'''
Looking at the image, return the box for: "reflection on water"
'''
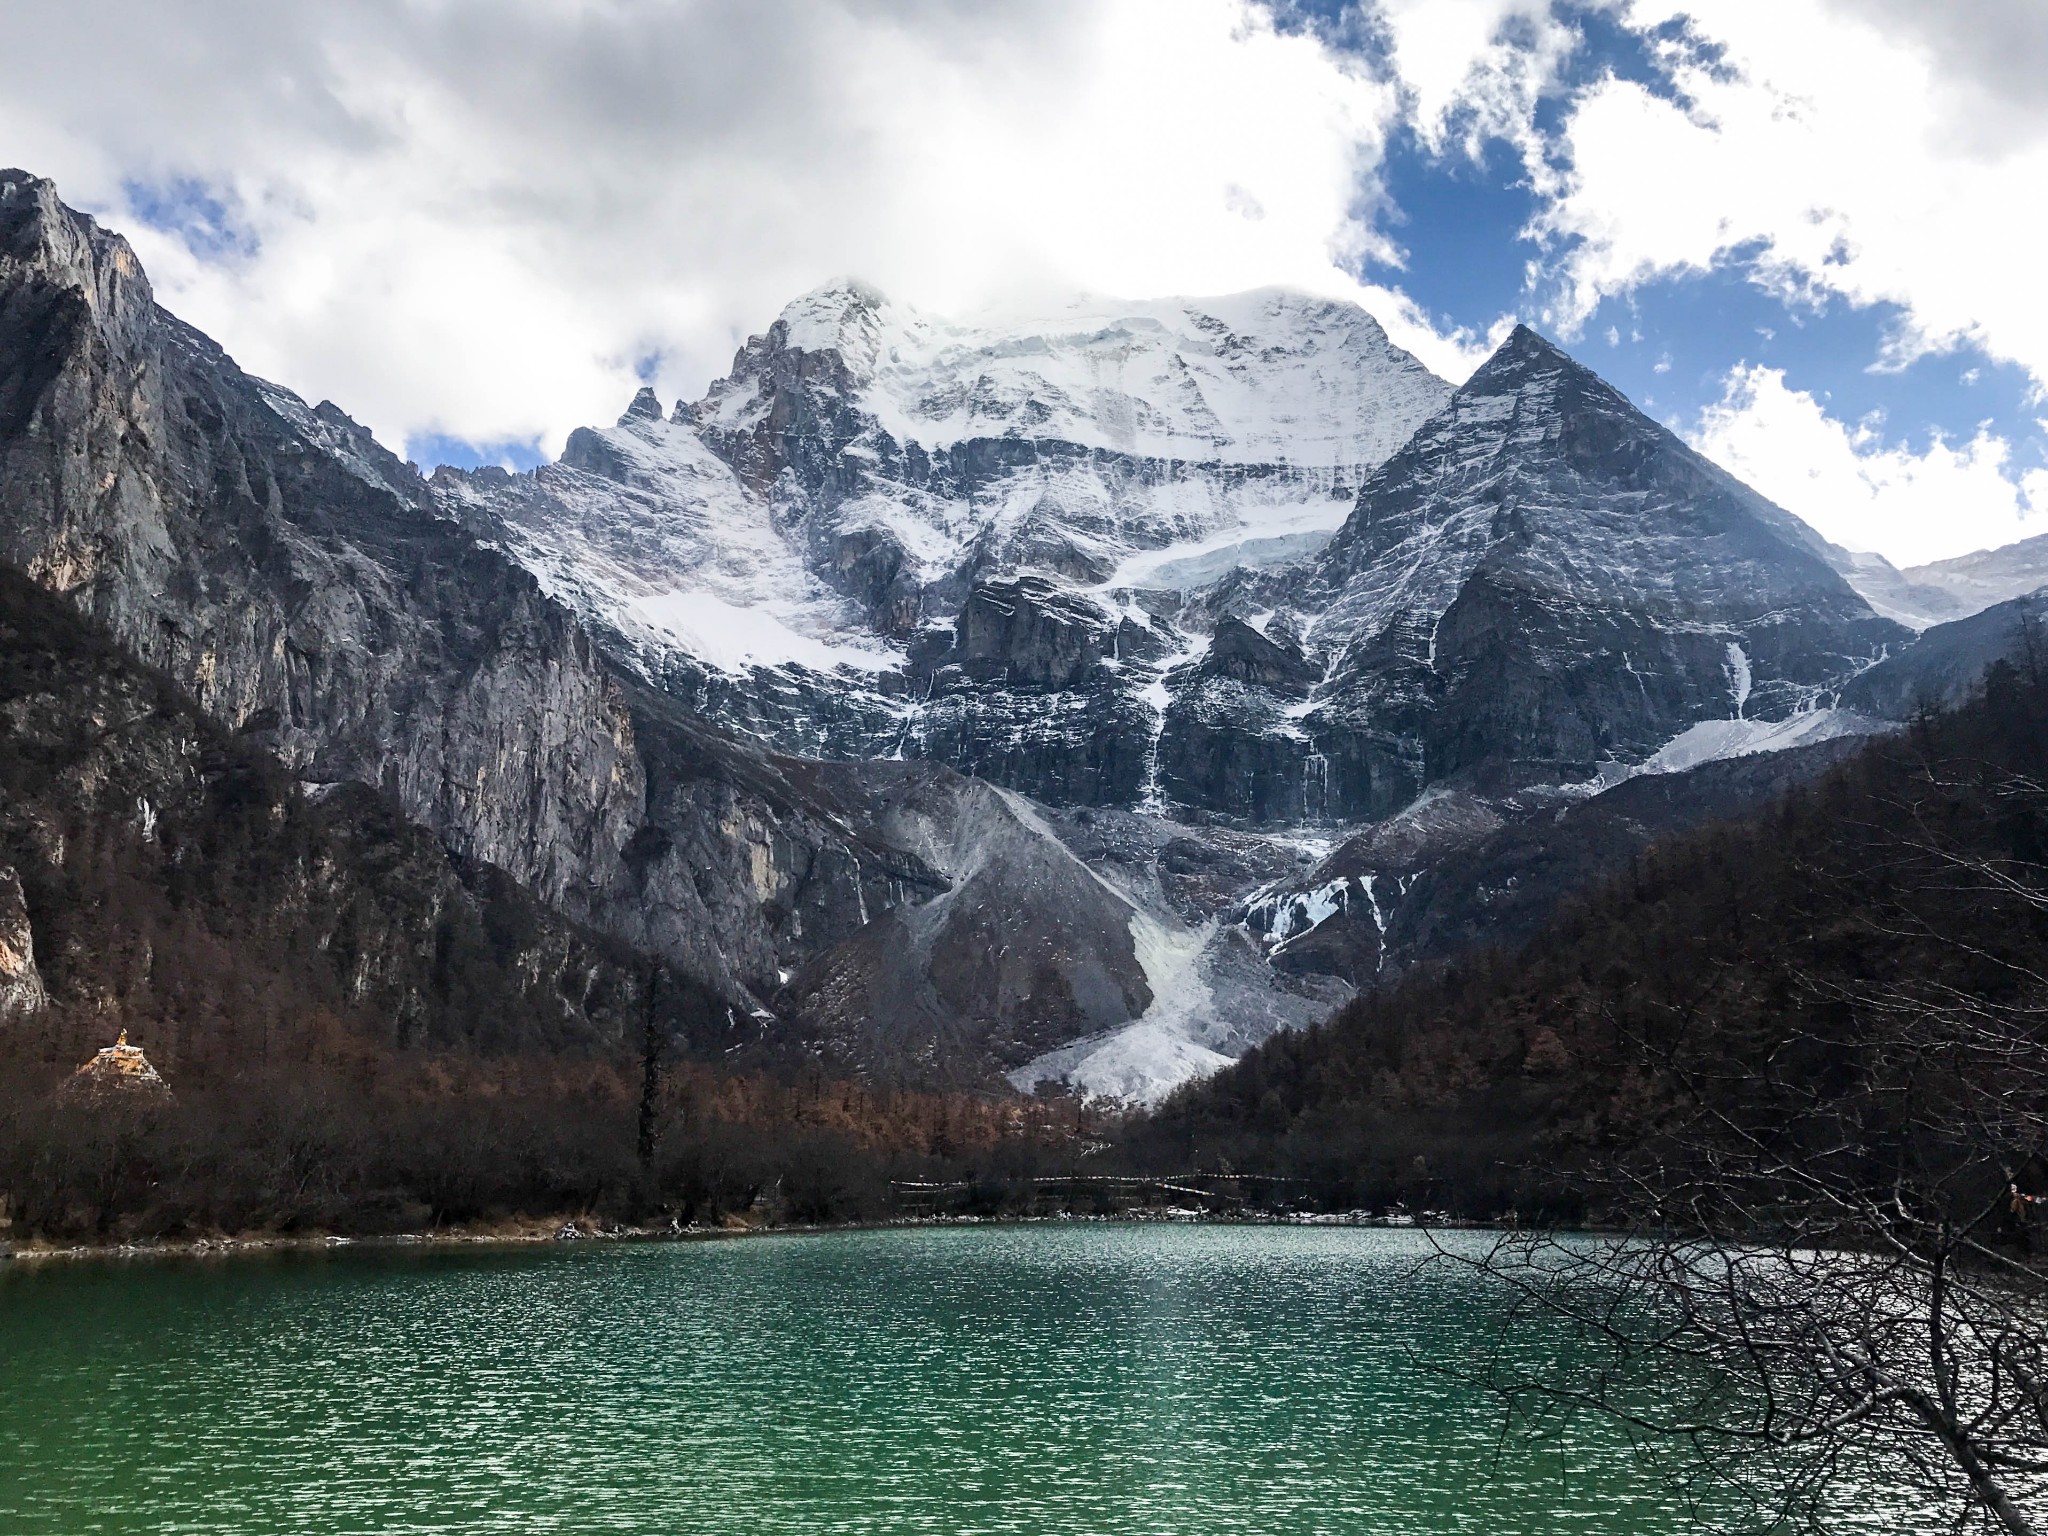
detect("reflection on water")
[1,1225,1918,1534]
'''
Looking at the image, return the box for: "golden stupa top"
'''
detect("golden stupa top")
[65,1031,171,1101]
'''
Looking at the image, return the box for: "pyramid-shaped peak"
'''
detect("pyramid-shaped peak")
[618,385,663,426]
[1444,323,1649,431]
[1463,323,1590,390]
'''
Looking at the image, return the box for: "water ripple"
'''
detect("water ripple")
[1,1227,1927,1534]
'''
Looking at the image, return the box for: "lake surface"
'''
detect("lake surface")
[2,1224,1921,1534]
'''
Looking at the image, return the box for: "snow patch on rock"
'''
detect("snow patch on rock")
[627,590,902,676]
[1583,708,1881,792]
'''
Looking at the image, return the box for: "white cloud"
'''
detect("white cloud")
[1376,0,1575,155]
[1535,0,2048,391]
[1351,281,1512,383]
[13,0,2036,580]
[1824,0,2048,153]
[1690,365,2048,566]
[0,0,1458,457]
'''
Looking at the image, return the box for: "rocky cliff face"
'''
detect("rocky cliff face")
[0,173,954,1023]
[0,864,45,1018]
[0,560,701,1056]
[0,171,640,916]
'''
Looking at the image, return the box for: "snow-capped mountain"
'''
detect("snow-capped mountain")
[436,282,1453,787]
[444,296,1907,842]
[436,295,1926,1100]
[9,164,1997,1112]
[696,282,1451,482]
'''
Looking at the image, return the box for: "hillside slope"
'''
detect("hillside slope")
[1147,658,2048,1215]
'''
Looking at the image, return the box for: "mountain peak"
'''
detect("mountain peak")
[618,385,663,426]
[0,167,54,204]
[1461,322,1591,393]
[773,279,892,349]
[0,169,155,354]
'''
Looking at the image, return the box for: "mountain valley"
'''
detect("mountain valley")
[2,168,2042,1107]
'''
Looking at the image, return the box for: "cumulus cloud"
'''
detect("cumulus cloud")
[1825,0,2048,151]
[1535,0,2048,390]
[1690,366,2048,567]
[7,0,2039,570]
[1374,0,1577,156]
[0,0,1445,457]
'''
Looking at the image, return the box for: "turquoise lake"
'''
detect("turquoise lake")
[0,1224,1923,1533]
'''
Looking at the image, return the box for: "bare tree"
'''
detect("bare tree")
[1449,758,2048,1533]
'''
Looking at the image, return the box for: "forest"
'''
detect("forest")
[10,534,2048,1259]
[1150,648,2048,1225]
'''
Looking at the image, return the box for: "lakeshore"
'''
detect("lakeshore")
[0,1205,1492,1267]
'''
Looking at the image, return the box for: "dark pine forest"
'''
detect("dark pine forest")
[1148,645,2048,1226]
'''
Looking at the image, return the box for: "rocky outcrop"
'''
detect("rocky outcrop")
[952,576,1114,689]
[603,687,950,1002]
[62,1032,172,1103]
[0,864,45,1017]
[1200,617,1318,696]
[901,576,1158,807]
[772,768,1153,1086]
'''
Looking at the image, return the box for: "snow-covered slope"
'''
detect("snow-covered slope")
[437,390,898,678]
[686,280,1453,625]
[698,283,1451,468]
[436,281,1455,795]
[1900,534,2048,624]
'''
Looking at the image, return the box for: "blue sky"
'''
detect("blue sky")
[10,0,2045,564]
[1318,5,2046,498]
